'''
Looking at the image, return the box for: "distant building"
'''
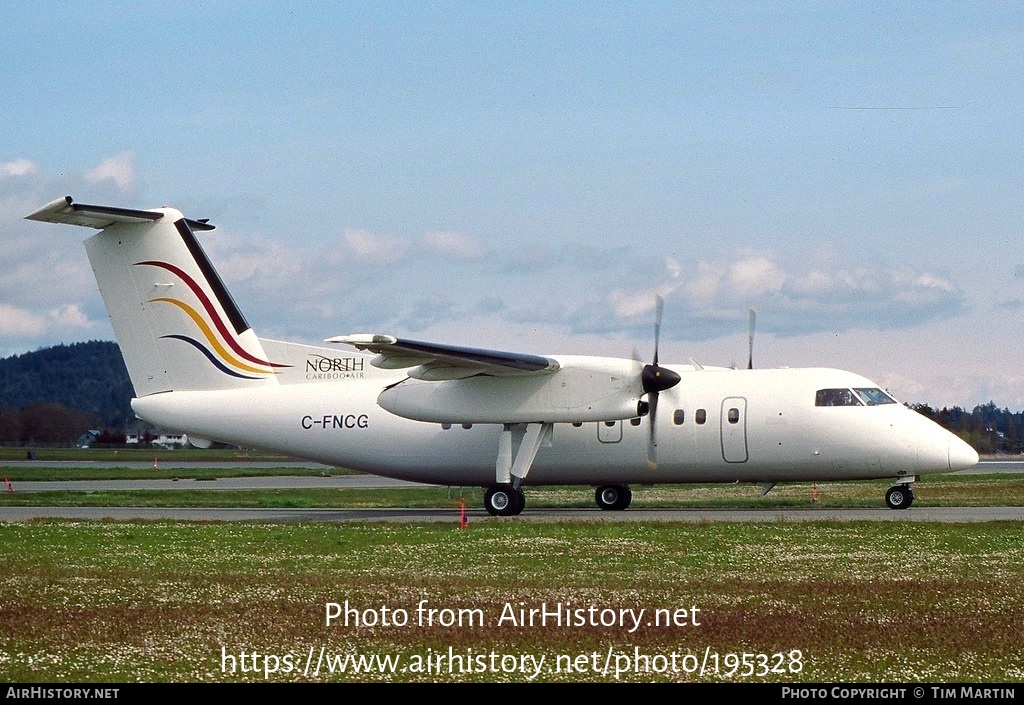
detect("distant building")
[124,429,189,448]
[76,429,101,448]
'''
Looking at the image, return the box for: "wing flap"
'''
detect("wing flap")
[326,334,559,377]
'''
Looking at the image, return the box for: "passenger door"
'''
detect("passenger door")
[720,397,748,462]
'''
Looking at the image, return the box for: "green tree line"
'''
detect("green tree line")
[0,341,133,444]
[910,401,1023,455]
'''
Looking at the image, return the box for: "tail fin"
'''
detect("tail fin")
[25,196,287,396]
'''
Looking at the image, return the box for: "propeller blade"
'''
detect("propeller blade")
[642,294,680,393]
[647,391,660,469]
[748,306,756,370]
[653,295,664,366]
[642,295,680,469]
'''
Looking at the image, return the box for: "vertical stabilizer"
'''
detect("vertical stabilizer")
[26,197,285,396]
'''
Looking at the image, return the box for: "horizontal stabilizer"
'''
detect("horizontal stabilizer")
[25,196,214,231]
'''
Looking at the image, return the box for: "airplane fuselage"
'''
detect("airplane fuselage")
[132,362,974,487]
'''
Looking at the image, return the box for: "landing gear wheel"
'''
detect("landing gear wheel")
[595,485,632,511]
[484,485,526,516]
[885,485,914,510]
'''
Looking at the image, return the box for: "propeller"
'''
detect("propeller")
[641,295,681,469]
[747,305,756,370]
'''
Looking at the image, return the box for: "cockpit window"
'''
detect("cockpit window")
[854,387,897,405]
[815,388,862,406]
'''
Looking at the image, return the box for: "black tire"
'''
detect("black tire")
[595,484,632,511]
[484,485,525,516]
[885,485,914,510]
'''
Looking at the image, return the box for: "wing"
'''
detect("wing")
[326,334,560,381]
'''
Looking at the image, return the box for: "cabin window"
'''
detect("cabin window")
[728,407,740,424]
[696,409,707,425]
[441,422,452,430]
[630,417,642,426]
[604,420,616,427]
[673,409,685,425]
[462,423,473,429]
[572,422,583,427]
[815,389,862,407]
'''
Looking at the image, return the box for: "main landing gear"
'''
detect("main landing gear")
[885,484,915,510]
[484,422,550,516]
[595,484,632,511]
[484,484,526,516]
[483,483,635,516]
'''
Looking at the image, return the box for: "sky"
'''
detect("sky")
[2,2,1023,411]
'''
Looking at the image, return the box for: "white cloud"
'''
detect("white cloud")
[85,152,136,191]
[0,304,45,337]
[0,303,96,349]
[423,230,486,260]
[209,238,302,284]
[911,272,956,293]
[789,270,832,296]
[608,289,659,318]
[343,227,409,265]
[727,255,785,297]
[665,256,683,280]
[47,304,91,329]
[0,159,38,178]
[684,261,726,303]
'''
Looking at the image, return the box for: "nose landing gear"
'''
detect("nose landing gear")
[885,484,914,510]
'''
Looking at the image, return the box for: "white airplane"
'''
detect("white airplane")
[26,196,979,515]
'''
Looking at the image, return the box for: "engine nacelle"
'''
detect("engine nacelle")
[377,355,646,424]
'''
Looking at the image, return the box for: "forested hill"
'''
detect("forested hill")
[0,341,134,429]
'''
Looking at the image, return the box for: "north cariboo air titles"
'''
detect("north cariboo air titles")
[305,355,365,380]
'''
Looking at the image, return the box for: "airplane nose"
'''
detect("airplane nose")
[948,436,980,472]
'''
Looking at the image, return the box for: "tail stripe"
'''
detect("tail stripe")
[135,260,289,369]
[160,335,265,379]
[149,297,276,375]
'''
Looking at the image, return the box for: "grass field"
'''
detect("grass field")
[1,520,1023,683]
[2,448,1022,684]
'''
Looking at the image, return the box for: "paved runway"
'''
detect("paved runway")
[1,505,1022,523]
[1,460,1021,523]
[4,474,422,492]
